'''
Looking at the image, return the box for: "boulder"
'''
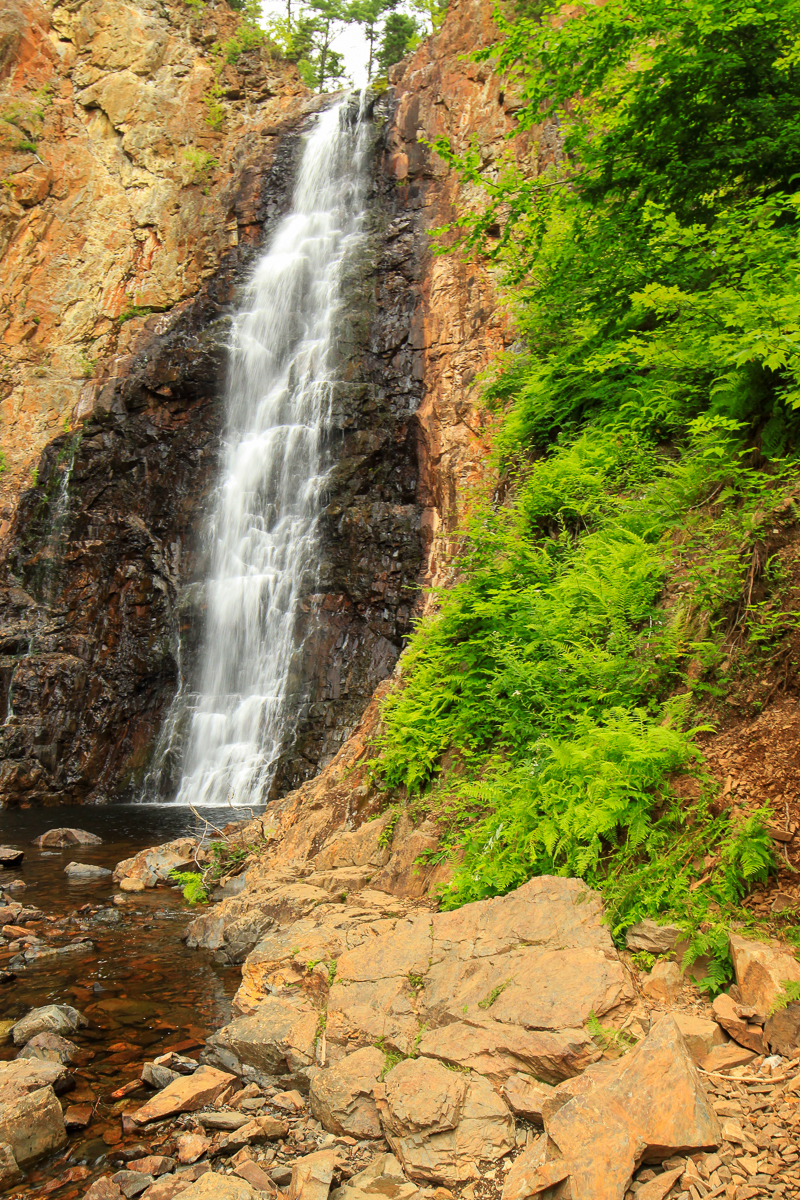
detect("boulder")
[711,993,766,1053]
[374,1056,515,1184]
[641,962,682,1004]
[34,828,103,847]
[0,1057,71,1100]
[0,1083,67,1166]
[330,1152,420,1200]
[160,1176,260,1200]
[525,1016,721,1200]
[416,1019,599,1085]
[132,1065,235,1124]
[0,1142,21,1190]
[699,1043,757,1072]
[0,847,24,867]
[65,862,113,879]
[729,933,800,1016]
[625,920,682,954]
[114,839,199,890]
[175,1132,212,1163]
[764,1002,800,1056]
[206,997,317,1078]
[127,1156,176,1177]
[671,1014,728,1064]
[310,1046,385,1138]
[11,1004,87,1046]
[502,1074,554,1124]
[18,1031,81,1064]
[289,1148,341,1200]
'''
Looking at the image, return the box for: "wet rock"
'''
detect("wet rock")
[501,1074,553,1125]
[289,1147,341,1200]
[142,1062,181,1090]
[0,902,22,924]
[0,1082,68,1166]
[18,1031,81,1064]
[127,1156,176,1177]
[154,1051,200,1075]
[64,1104,94,1129]
[34,828,103,848]
[711,992,766,1053]
[0,1056,71,1099]
[114,840,199,891]
[0,1142,21,1189]
[374,1056,514,1184]
[11,1003,87,1045]
[66,862,113,879]
[330,1153,420,1200]
[0,847,23,867]
[309,1046,384,1138]
[624,920,682,954]
[132,1065,235,1124]
[729,932,800,1016]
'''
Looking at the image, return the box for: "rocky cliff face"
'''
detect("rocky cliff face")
[0,0,540,805]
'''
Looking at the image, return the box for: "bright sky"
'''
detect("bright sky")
[259,0,372,88]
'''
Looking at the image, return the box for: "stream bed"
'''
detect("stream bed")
[0,805,257,1198]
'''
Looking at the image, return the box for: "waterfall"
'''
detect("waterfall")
[159,95,370,808]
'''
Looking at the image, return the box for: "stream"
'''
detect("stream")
[0,805,252,1197]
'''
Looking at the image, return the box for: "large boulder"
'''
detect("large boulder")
[17,1031,80,1064]
[374,1057,515,1184]
[416,1019,599,1084]
[0,1084,67,1166]
[0,847,24,867]
[0,1142,21,1189]
[11,1004,87,1046]
[765,1002,800,1056]
[65,862,113,879]
[729,933,800,1017]
[0,1057,72,1100]
[33,828,103,847]
[113,839,199,891]
[206,997,317,1079]
[132,1066,235,1124]
[309,1046,384,1138]
[510,1015,721,1200]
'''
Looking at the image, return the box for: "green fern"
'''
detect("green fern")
[169,870,209,905]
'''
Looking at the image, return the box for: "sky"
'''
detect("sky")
[259,0,372,88]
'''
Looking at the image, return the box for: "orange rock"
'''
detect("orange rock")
[131,1065,234,1124]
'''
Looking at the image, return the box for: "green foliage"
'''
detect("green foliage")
[769,980,800,1015]
[203,83,226,131]
[586,1012,636,1054]
[180,148,218,186]
[78,354,97,379]
[478,977,513,1010]
[375,11,418,76]
[169,870,209,905]
[15,140,38,154]
[368,0,799,987]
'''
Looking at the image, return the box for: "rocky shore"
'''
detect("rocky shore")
[2,778,800,1200]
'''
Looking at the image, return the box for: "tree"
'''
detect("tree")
[375,11,417,76]
[304,0,350,90]
[346,0,396,80]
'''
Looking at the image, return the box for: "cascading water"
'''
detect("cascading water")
[153,96,370,808]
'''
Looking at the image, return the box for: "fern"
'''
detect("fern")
[169,870,209,905]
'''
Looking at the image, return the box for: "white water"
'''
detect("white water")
[163,97,370,808]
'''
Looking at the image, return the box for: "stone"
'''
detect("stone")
[329,1152,420,1200]
[160,1176,260,1200]
[114,1172,156,1198]
[289,1148,341,1200]
[0,1057,71,1099]
[764,1002,800,1055]
[671,1014,728,1064]
[113,840,200,891]
[235,1159,276,1190]
[501,1074,553,1124]
[154,1051,200,1075]
[634,1170,685,1200]
[18,1031,80,1064]
[309,1046,385,1138]
[375,1056,515,1184]
[207,998,317,1078]
[176,1132,212,1163]
[711,994,766,1054]
[0,1142,21,1189]
[729,933,800,1017]
[501,1139,570,1200]
[141,1178,194,1200]
[641,961,683,1004]
[0,1083,67,1166]
[699,1043,757,1072]
[0,847,24,867]
[196,1112,251,1130]
[417,1019,599,1085]
[132,1065,235,1124]
[83,1180,125,1200]
[272,1166,294,1186]
[272,1088,305,1110]
[128,1156,177,1177]
[142,1062,181,1090]
[34,828,103,848]
[64,1104,94,1129]
[65,861,113,878]
[11,1003,87,1045]
[625,921,683,954]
